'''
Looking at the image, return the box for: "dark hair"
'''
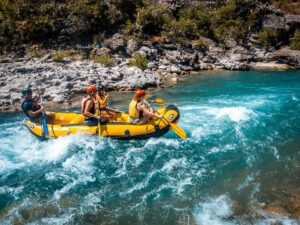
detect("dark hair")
[139,84,148,90]
[21,86,32,96]
[97,85,107,91]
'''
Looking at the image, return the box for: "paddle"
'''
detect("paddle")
[97,102,101,139]
[40,95,49,138]
[155,98,187,140]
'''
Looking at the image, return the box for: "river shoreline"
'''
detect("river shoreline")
[0,44,299,112]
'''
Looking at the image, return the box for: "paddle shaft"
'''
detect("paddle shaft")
[98,102,101,138]
[40,95,49,137]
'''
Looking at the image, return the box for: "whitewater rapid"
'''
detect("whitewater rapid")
[0,70,300,225]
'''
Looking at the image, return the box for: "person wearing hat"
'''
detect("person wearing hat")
[21,86,51,121]
[81,85,101,125]
[128,89,161,124]
[96,85,116,121]
[138,84,148,91]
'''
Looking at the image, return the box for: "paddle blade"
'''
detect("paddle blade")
[156,98,165,106]
[170,123,186,140]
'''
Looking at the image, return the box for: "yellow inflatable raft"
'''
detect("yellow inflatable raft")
[25,105,180,140]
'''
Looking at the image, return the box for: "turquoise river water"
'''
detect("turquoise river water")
[0,70,300,224]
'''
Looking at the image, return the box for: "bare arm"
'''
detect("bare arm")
[28,106,44,117]
[34,95,41,104]
[83,100,99,119]
[98,94,109,106]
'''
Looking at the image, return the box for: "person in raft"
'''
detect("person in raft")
[96,85,116,120]
[81,85,101,125]
[21,86,52,122]
[128,89,162,125]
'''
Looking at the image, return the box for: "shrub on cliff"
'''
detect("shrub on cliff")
[290,29,300,50]
[164,6,212,43]
[211,0,260,45]
[27,46,47,58]
[93,54,116,67]
[52,51,74,62]
[135,3,173,36]
[128,52,148,70]
[258,28,278,49]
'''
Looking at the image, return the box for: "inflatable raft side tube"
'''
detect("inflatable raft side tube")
[110,124,170,140]
[26,124,48,141]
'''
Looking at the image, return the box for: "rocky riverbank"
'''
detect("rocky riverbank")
[1,1,300,112]
[1,41,300,112]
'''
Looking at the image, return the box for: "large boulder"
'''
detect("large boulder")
[273,47,300,67]
[263,14,289,31]
[103,33,125,53]
[285,14,300,31]
[92,47,111,56]
[127,39,139,54]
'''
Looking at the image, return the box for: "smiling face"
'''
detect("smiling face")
[89,91,97,99]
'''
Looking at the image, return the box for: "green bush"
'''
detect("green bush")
[211,0,260,44]
[128,53,148,70]
[122,20,143,42]
[93,54,116,67]
[136,3,173,35]
[93,32,106,45]
[178,6,212,37]
[290,29,300,50]
[27,47,47,58]
[52,50,74,62]
[258,28,278,48]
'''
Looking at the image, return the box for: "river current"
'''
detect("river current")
[0,70,300,224]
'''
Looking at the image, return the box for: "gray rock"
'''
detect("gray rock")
[93,47,111,56]
[139,46,158,58]
[127,39,139,54]
[103,33,125,52]
[161,44,178,50]
[39,53,53,63]
[169,65,181,74]
[263,14,289,30]
[165,50,181,64]
[273,47,300,67]
[179,65,193,71]
[285,14,300,30]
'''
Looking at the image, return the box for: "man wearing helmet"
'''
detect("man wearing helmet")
[82,85,101,125]
[21,86,50,121]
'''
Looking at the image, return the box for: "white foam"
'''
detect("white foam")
[205,107,254,122]
[0,185,24,200]
[193,195,234,225]
[162,158,187,172]
[192,127,203,139]
[52,150,96,200]
[292,95,298,101]
[145,137,180,148]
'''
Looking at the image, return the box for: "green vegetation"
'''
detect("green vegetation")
[258,28,278,49]
[52,50,82,62]
[128,53,148,70]
[52,51,71,62]
[0,0,295,52]
[290,29,300,50]
[93,54,116,67]
[27,46,47,58]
